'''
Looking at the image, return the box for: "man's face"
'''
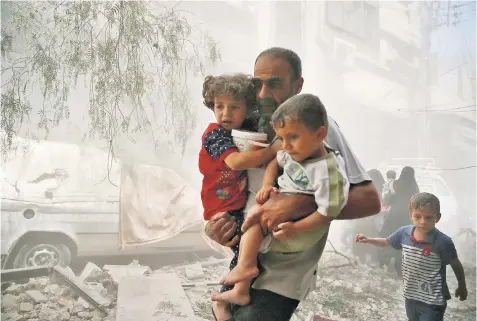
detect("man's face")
[253,55,303,118]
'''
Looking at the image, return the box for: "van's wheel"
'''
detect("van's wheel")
[12,243,72,268]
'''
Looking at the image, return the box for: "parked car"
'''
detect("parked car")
[1,136,211,269]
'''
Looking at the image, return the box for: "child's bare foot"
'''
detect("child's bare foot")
[211,301,230,321]
[220,265,259,285]
[212,288,250,306]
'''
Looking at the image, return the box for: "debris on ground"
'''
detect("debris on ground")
[1,251,475,321]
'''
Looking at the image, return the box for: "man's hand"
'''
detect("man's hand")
[272,222,296,241]
[255,185,278,204]
[205,212,239,247]
[455,286,468,301]
[242,193,316,233]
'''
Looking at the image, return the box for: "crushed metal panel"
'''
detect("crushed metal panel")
[116,273,197,321]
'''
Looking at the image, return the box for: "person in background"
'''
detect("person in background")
[379,166,420,276]
[349,169,385,264]
[356,192,467,321]
[382,169,397,203]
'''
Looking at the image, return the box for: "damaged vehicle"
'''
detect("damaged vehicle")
[1,136,211,269]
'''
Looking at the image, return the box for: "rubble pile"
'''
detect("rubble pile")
[1,254,475,321]
[1,263,118,321]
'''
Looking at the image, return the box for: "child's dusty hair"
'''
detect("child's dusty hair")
[386,170,397,179]
[409,192,440,214]
[202,73,257,113]
[271,93,328,131]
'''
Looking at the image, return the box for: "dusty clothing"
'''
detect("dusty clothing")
[262,149,349,253]
[199,123,247,220]
[387,225,457,306]
[245,116,371,301]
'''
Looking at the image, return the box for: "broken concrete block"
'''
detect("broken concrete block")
[184,263,204,280]
[4,312,22,321]
[19,302,34,312]
[1,294,18,309]
[44,284,60,294]
[80,262,103,282]
[102,265,152,284]
[77,311,93,319]
[85,282,107,297]
[5,284,22,295]
[25,289,47,303]
[77,297,90,309]
[116,273,196,321]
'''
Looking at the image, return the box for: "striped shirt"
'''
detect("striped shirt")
[387,225,458,306]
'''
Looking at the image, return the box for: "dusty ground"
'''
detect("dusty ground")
[1,246,475,321]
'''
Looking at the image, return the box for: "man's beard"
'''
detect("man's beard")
[257,98,279,142]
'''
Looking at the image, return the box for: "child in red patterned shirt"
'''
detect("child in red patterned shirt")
[199,73,278,321]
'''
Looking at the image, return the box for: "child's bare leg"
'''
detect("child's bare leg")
[211,301,230,321]
[212,278,252,306]
[221,223,263,285]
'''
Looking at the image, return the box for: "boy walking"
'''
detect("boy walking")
[356,192,467,321]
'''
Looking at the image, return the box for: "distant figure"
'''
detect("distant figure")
[379,166,420,276]
[350,169,385,264]
[382,170,396,200]
[367,169,385,198]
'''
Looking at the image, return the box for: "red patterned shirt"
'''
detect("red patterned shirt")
[199,123,247,220]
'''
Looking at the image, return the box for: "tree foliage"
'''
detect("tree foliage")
[1,0,220,159]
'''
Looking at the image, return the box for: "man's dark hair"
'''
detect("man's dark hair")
[409,192,440,214]
[255,47,302,80]
[271,94,328,131]
[386,170,397,179]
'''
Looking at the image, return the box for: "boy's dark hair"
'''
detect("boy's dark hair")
[271,94,328,131]
[409,192,440,214]
[386,170,397,179]
[202,73,257,113]
[255,47,302,80]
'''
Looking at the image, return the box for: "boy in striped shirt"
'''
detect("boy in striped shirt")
[212,94,349,307]
[356,192,467,321]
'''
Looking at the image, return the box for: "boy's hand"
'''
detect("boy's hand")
[272,222,296,241]
[256,185,279,204]
[355,233,369,243]
[455,286,468,301]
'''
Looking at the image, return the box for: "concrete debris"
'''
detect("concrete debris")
[1,255,475,321]
[102,264,152,284]
[184,263,204,280]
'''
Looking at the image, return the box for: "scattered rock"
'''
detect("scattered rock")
[6,284,23,295]
[80,262,103,282]
[184,263,205,280]
[19,302,34,312]
[2,294,18,309]
[25,290,47,303]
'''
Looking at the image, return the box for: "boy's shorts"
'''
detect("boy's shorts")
[405,298,446,321]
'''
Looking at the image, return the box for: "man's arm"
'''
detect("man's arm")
[242,182,381,232]
[335,182,381,220]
